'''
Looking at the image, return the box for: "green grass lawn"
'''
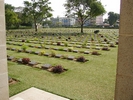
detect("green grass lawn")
[8,48,117,100]
[7,29,118,100]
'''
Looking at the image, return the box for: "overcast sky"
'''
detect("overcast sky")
[4,0,120,19]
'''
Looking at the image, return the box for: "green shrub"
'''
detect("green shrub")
[68,47,73,52]
[64,42,68,47]
[50,50,56,57]
[40,50,45,55]
[58,48,64,51]
[26,40,30,43]
[34,38,38,41]
[21,44,28,51]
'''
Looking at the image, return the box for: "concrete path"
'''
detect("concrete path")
[10,87,69,100]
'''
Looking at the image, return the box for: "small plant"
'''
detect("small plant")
[16,49,19,52]
[21,44,28,51]
[68,47,73,52]
[106,41,110,44]
[91,38,94,41]
[40,50,45,55]
[76,56,86,62]
[64,42,68,47]
[34,38,38,41]
[82,43,86,48]
[22,39,25,42]
[102,47,110,51]
[26,40,30,43]
[116,41,119,45]
[91,51,101,55]
[79,50,84,53]
[51,65,64,73]
[22,58,30,64]
[58,48,64,51]
[57,42,61,46]
[61,55,68,59]
[104,38,107,42]
[50,50,56,57]
[7,47,11,50]
[31,51,35,54]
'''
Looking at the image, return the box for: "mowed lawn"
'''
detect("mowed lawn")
[7,29,118,100]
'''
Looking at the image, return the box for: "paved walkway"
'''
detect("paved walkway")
[10,87,70,100]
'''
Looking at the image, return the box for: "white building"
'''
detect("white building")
[51,15,103,27]
[83,15,103,26]
[14,7,24,13]
[51,17,76,27]
[95,15,103,25]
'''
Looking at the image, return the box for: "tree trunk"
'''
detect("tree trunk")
[81,24,83,33]
[35,23,37,32]
[34,16,38,32]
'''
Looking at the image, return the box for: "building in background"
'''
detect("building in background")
[50,15,103,27]
[50,17,75,27]
[84,15,103,26]
[14,6,24,13]
[95,15,103,25]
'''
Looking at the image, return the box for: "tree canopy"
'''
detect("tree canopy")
[108,12,120,26]
[5,4,21,29]
[64,0,106,33]
[23,0,53,32]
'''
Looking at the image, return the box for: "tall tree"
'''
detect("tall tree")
[108,12,120,26]
[15,7,32,27]
[64,0,105,33]
[5,4,21,29]
[5,4,14,10]
[23,0,53,32]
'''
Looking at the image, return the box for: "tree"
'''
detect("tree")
[103,18,108,23]
[64,0,105,33]
[20,11,33,27]
[23,0,53,32]
[5,4,21,29]
[5,4,14,10]
[108,12,120,26]
[15,7,32,27]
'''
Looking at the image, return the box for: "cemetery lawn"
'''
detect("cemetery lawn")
[8,47,117,100]
[7,28,118,99]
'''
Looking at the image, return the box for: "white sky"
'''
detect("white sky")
[4,0,120,19]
